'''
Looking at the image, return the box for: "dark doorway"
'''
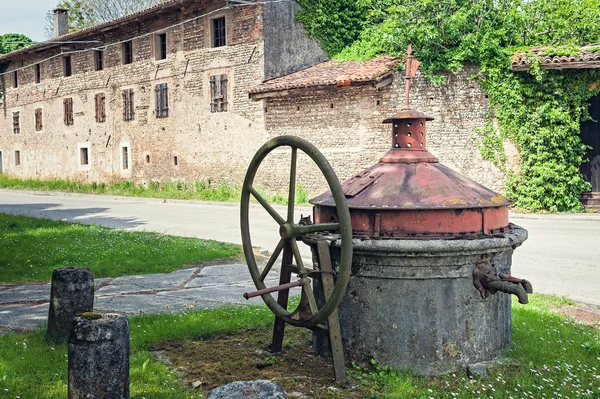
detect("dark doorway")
[580,94,600,209]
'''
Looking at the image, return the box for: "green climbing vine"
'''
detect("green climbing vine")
[296,0,600,212]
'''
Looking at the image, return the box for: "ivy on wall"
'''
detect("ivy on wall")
[295,0,600,212]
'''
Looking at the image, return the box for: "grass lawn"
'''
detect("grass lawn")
[0,174,310,205]
[0,295,598,398]
[0,213,241,284]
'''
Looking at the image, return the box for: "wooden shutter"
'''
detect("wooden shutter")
[220,73,228,112]
[161,84,168,117]
[35,108,43,131]
[95,94,106,123]
[63,98,73,125]
[129,89,134,120]
[210,75,217,113]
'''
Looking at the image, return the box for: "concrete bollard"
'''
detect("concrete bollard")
[46,267,94,342]
[68,314,130,399]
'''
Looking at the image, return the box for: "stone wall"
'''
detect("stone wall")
[259,65,509,197]
[0,0,268,185]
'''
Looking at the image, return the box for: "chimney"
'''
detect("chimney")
[53,8,69,38]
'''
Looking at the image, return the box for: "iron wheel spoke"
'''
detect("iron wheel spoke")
[259,239,285,282]
[290,239,307,274]
[250,186,285,226]
[287,147,297,223]
[301,278,319,316]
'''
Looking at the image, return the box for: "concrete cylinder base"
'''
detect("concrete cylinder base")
[46,267,94,342]
[313,225,528,375]
[68,314,130,399]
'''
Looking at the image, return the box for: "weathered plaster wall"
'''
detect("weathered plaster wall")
[260,65,508,197]
[263,1,327,80]
[0,1,268,185]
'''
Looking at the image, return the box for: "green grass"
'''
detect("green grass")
[0,174,310,205]
[0,295,598,398]
[0,305,275,399]
[0,214,241,283]
[353,295,600,398]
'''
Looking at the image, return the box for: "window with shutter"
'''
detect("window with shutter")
[13,112,20,134]
[35,108,43,131]
[95,93,106,123]
[64,98,74,125]
[210,74,228,113]
[155,83,169,118]
[122,89,134,121]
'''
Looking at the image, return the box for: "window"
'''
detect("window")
[210,74,228,112]
[64,56,72,77]
[122,146,129,169]
[80,148,89,165]
[35,64,41,84]
[145,154,150,163]
[122,41,133,64]
[155,33,167,60]
[155,83,169,118]
[35,108,43,131]
[63,98,74,125]
[95,93,106,123]
[14,150,20,166]
[13,112,20,134]
[94,50,104,71]
[122,89,134,121]
[212,17,226,47]
[173,156,178,166]
[13,71,18,88]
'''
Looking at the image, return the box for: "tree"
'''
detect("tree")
[1,34,33,99]
[44,0,165,38]
[0,33,33,55]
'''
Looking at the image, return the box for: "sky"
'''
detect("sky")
[0,0,58,42]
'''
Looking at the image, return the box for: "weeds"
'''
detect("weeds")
[0,175,311,205]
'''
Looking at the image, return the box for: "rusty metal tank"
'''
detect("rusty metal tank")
[309,106,528,375]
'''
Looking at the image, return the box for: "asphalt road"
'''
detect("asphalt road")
[1,189,598,306]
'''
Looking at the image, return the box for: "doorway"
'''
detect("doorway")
[580,94,600,209]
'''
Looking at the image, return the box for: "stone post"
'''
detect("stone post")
[46,267,94,342]
[68,314,130,399]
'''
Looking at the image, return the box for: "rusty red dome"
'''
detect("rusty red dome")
[310,109,512,238]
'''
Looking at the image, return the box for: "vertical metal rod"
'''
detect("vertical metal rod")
[404,45,413,109]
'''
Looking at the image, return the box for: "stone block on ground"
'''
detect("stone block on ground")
[68,313,130,399]
[206,380,287,399]
[46,267,94,342]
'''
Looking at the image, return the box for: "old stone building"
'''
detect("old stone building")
[249,57,510,195]
[0,0,326,185]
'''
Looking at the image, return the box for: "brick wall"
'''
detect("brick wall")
[259,65,510,197]
[0,0,268,185]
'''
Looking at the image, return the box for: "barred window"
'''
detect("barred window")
[122,89,134,121]
[35,108,43,131]
[64,98,74,125]
[12,111,20,134]
[64,56,72,77]
[122,41,133,64]
[95,93,106,123]
[212,17,226,48]
[95,50,104,71]
[155,83,169,118]
[14,150,21,166]
[35,64,41,84]
[210,74,228,113]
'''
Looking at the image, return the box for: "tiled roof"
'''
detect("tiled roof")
[511,45,600,71]
[0,0,196,62]
[249,56,401,95]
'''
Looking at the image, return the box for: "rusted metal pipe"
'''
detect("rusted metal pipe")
[243,279,304,300]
